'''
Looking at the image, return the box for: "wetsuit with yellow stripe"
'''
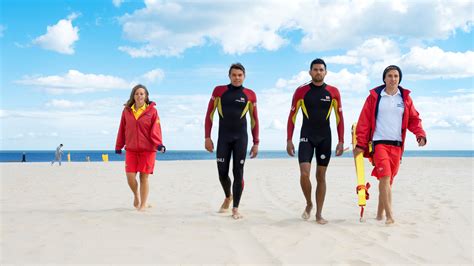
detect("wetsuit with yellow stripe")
[287,82,344,166]
[205,84,259,208]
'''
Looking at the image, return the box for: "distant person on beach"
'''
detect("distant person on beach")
[115,84,166,212]
[51,144,63,166]
[353,65,426,224]
[286,58,345,224]
[21,152,26,162]
[204,63,260,219]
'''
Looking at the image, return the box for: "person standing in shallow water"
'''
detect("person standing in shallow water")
[115,84,166,212]
[353,65,426,224]
[204,63,260,219]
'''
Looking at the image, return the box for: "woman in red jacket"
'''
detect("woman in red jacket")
[115,84,166,211]
[353,65,426,224]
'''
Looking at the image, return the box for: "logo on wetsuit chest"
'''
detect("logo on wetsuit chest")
[235,97,246,103]
[320,96,331,102]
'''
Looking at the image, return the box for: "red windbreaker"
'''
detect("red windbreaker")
[356,85,426,159]
[115,102,163,152]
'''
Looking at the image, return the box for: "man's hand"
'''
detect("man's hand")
[417,137,426,147]
[158,145,166,153]
[335,142,344,156]
[250,145,259,158]
[205,138,214,153]
[353,147,364,157]
[115,149,122,154]
[286,140,295,157]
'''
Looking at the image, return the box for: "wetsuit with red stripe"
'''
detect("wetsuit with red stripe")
[205,84,259,208]
[287,82,344,166]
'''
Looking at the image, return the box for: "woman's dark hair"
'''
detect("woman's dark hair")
[125,84,150,108]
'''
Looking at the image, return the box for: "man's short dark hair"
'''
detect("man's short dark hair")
[310,58,327,70]
[383,65,402,84]
[228,63,245,75]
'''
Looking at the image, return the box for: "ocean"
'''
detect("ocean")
[0,150,472,163]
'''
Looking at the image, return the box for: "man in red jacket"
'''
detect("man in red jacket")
[353,65,426,224]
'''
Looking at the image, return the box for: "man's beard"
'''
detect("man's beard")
[312,76,324,83]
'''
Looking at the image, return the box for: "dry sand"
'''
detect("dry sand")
[1,157,472,264]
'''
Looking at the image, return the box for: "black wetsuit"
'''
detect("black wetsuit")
[287,82,345,166]
[205,84,259,208]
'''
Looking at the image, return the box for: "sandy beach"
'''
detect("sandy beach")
[1,157,472,264]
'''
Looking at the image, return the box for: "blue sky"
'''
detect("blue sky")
[1,0,473,150]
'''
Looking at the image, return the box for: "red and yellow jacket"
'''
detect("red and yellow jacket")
[356,85,426,158]
[115,102,163,152]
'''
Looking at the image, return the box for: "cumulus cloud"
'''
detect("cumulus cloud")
[117,0,473,57]
[45,99,85,108]
[140,68,165,84]
[112,0,124,7]
[326,38,474,80]
[17,69,130,94]
[400,46,474,80]
[33,13,80,54]
[17,68,164,94]
[414,93,474,133]
[273,69,370,93]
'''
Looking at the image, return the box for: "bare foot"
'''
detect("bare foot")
[232,208,243,219]
[137,202,148,212]
[301,204,313,220]
[316,216,328,225]
[218,196,233,213]
[385,218,395,224]
[133,195,140,209]
[376,215,384,221]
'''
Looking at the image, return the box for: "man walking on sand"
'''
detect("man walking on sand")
[51,144,64,166]
[353,65,426,224]
[204,63,260,220]
[286,58,345,224]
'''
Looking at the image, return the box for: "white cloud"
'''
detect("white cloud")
[118,0,473,57]
[17,70,131,94]
[17,68,166,94]
[414,93,474,133]
[45,99,85,108]
[140,68,165,84]
[400,46,474,80]
[275,71,310,90]
[326,38,474,80]
[112,0,124,8]
[44,98,119,110]
[0,24,6,38]
[33,13,80,54]
[326,69,371,93]
[273,69,370,93]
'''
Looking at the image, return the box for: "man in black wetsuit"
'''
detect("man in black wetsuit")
[286,58,345,224]
[204,63,259,219]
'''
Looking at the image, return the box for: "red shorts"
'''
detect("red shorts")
[125,151,157,174]
[371,144,402,185]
